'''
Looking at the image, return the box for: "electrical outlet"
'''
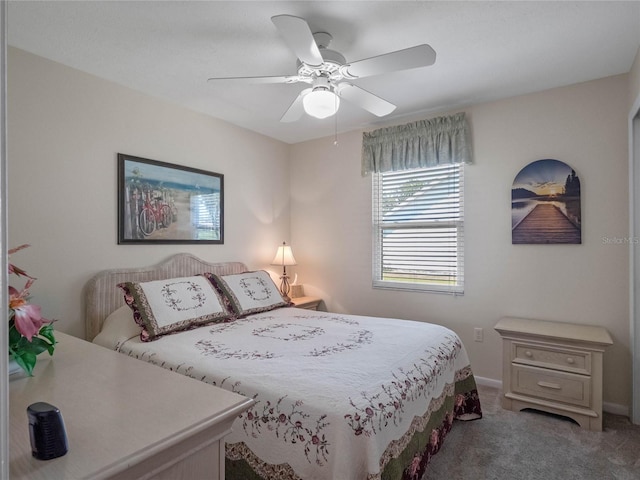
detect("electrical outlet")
[474,327,484,342]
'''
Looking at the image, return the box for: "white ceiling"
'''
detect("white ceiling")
[7,1,640,144]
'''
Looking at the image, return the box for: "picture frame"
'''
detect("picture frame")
[511,158,581,244]
[118,153,224,244]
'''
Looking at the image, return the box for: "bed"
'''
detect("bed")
[85,253,481,480]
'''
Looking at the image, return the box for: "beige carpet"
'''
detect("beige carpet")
[424,384,640,480]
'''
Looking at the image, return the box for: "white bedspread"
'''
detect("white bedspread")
[94,306,475,480]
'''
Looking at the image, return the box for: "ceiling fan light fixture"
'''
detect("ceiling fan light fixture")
[209,15,436,123]
[303,87,340,119]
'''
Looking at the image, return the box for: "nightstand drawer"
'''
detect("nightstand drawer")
[511,364,591,407]
[512,342,590,375]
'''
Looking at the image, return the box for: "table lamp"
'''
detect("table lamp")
[271,241,297,300]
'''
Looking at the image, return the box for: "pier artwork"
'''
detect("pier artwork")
[511,158,581,245]
[512,203,581,244]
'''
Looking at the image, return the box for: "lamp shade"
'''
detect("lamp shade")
[303,88,340,119]
[271,243,297,266]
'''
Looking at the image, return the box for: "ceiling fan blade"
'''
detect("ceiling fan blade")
[280,88,311,122]
[271,15,324,68]
[342,44,436,79]
[207,75,300,85]
[337,83,396,117]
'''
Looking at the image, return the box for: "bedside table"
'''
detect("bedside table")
[495,317,613,431]
[291,296,322,310]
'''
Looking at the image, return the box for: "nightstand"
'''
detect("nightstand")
[495,317,613,431]
[291,296,322,310]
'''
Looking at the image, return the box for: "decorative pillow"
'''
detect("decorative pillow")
[206,270,290,317]
[117,274,233,341]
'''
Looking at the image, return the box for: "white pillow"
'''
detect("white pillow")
[93,305,141,349]
[207,270,290,317]
[118,275,234,341]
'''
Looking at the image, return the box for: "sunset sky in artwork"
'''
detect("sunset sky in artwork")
[512,159,574,196]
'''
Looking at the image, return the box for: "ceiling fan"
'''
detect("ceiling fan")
[207,15,436,122]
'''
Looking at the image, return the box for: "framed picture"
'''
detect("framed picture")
[118,153,224,244]
[511,158,581,244]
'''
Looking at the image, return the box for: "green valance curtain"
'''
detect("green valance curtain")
[361,112,472,176]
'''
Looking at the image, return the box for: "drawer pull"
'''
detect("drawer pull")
[525,351,533,357]
[537,381,562,390]
[566,357,575,364]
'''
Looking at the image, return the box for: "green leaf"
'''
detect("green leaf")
[39,324,56,345]
[23,337,50,356]
[9,322,57,374]
[38,325,56,355]
[8,324,22,346]
[12,351,36,376]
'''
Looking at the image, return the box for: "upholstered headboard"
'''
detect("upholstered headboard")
[84,253,247,341]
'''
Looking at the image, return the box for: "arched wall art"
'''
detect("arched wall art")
[511,159,581,244]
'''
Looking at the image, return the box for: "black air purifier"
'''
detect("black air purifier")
[27,402,68,460]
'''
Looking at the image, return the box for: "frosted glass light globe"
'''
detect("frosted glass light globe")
[303,89,340,119]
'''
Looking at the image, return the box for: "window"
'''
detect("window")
[372,163,464,294]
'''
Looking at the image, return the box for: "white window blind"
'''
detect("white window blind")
[372,164,464,294]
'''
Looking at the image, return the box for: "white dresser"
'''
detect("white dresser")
[494,317,613,431]
[10,332,253,479]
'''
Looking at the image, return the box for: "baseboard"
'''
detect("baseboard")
[603,401,629,417]
[473,376,630,417]
[474,375,502,389]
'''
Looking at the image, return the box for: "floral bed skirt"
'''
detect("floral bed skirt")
[226,372,482,480]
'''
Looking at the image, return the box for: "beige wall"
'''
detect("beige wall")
[290,74,631,409]
[630,47,640,105]
[7,47,291,339]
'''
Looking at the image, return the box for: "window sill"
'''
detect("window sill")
[372,281,464,295]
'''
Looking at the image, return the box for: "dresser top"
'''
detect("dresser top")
[10,332,253,480]
[495,317,613,346]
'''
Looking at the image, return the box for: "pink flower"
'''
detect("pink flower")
[7,244,56,376]
[10,285,49,341]
[408,454,421,479]
[8,244,36,280]
[429,429,440,448]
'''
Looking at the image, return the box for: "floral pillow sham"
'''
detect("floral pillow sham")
[118,274,233,341]
[206,270,290,317]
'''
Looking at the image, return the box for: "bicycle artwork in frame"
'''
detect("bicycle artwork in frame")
[117,153,224,244]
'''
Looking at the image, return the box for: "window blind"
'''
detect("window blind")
[373,164,464,294]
